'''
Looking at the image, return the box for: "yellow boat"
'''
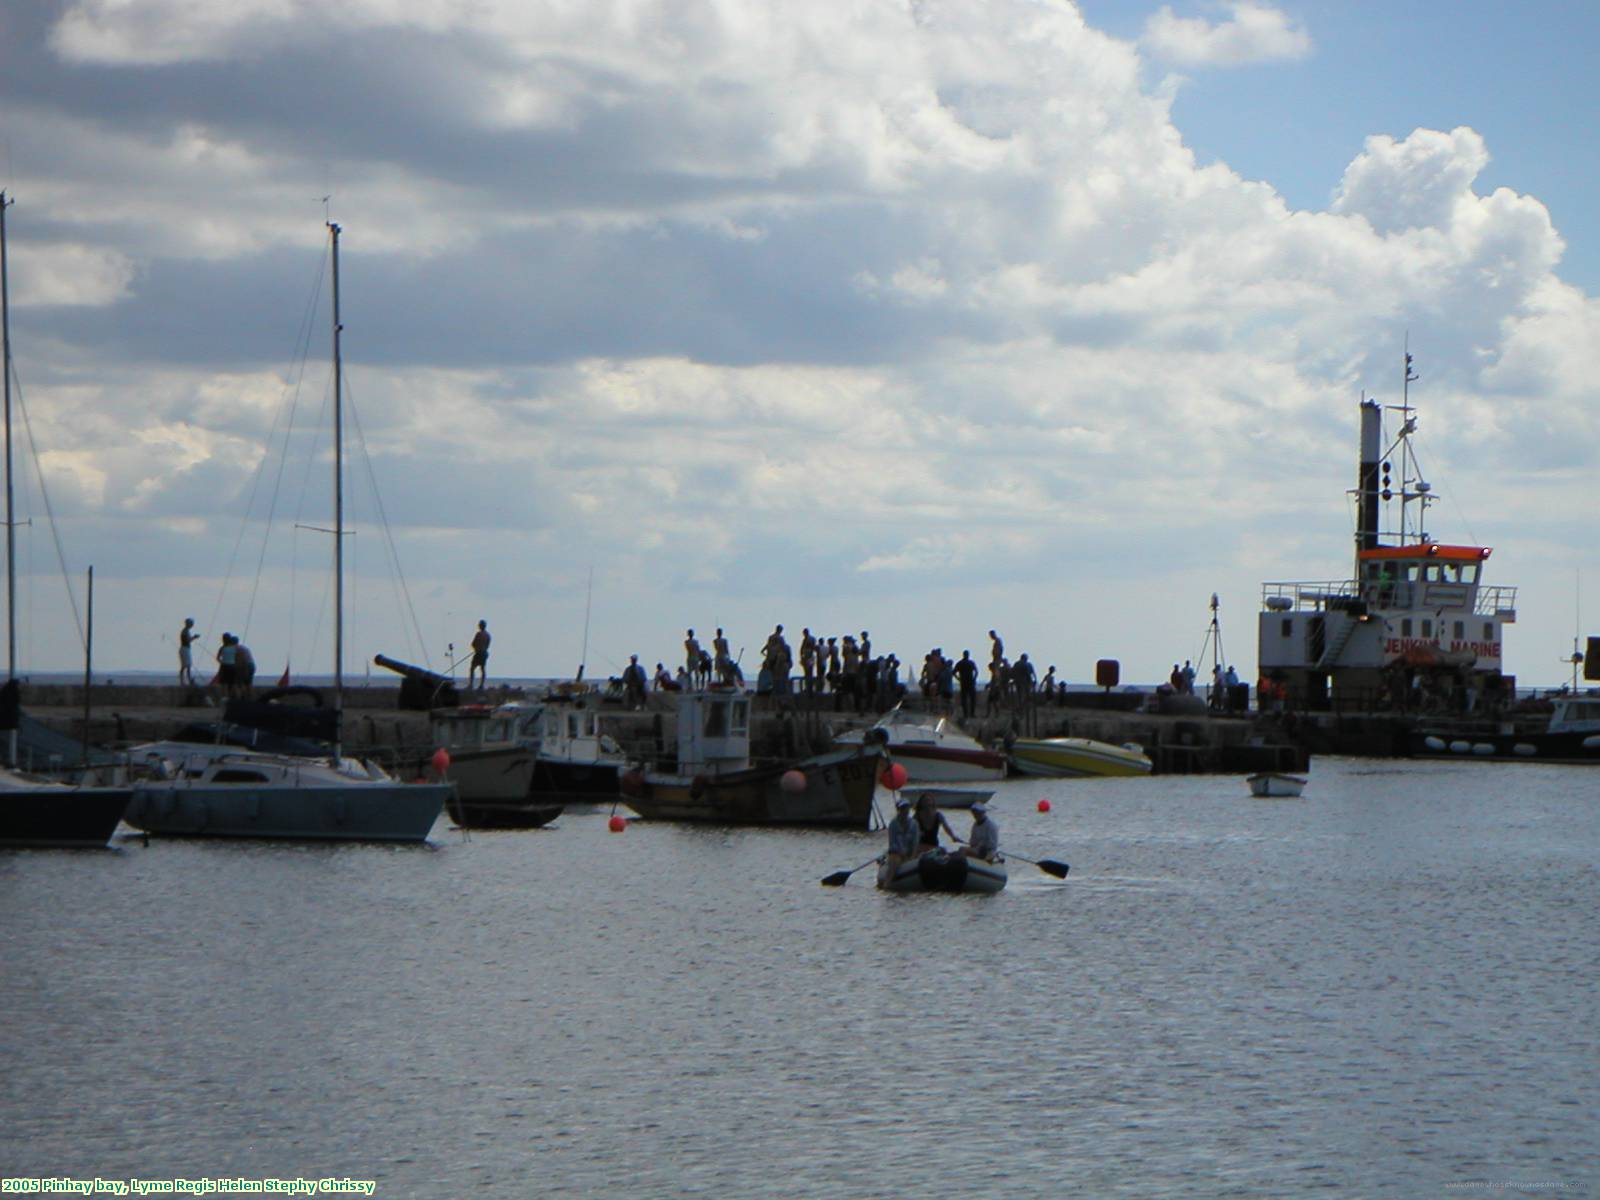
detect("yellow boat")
[1006,736,1151,778]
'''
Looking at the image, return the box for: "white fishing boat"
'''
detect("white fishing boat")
[533,686,629,801]
[834,706,1006,782]
[877,849,1008,894]
[1006,736,1152,778]
[1247,772,1307,798]
[124,223,450,842]
[431,702,559,829]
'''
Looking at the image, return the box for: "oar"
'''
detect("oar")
[1004,851,1069,879]
[821,855,884,887]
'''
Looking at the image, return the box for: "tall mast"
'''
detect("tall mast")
[2,191,15,686]
[329,221,344,764]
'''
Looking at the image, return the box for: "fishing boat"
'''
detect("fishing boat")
[876,850,1007,894]
[532,686,629,802]
[1411,691,1600,763]
[1006,736,1152,778]
[1247,772,1307,798]
[0,194,131,849]
[621,688,885,828]
[431,702,561,828]
[124,223,450,842]
[834,706,1006,782]
[1258,354,1520,718]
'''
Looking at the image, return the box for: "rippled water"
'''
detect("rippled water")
[3,758,1596,1197]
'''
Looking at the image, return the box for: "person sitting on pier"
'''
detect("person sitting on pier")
[960,801,999,862]
[913,791,959,852]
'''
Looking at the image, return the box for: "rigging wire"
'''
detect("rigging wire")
[8,360,85,649]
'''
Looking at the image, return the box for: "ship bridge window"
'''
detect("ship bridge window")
[1422,619,1433,637]
[1404,563,1421,581]
[485,719,510,742]
[1423,564,1442,582]
[704,701,729,737]
[731,700,750,734]
[1484,622,1494,640]
[1401,618,1413,637]
[1460,563,1479,584]
[1453,621,1465,640]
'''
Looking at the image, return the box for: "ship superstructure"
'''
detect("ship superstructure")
[1258,355,1518,710]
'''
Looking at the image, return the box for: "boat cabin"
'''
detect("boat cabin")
[432,704,542,753]
[674,690,751,774]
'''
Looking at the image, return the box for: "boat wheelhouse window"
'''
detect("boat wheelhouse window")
[1483,623,1494,640]
[1404,563,1421,581]
[1460,563,1479,584]
[1281,619,1292,639]
[567,714,580,739]
[1401,618,1413,637]
[1421,619,1433,638]
[731,700,750,734]
[703,700,729,737]
[213,768,272,784]
[1453,621,1465,640]
[1423,563,1442,582]
[485,719,510,742]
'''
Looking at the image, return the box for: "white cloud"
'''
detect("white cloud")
[1141,2,1311,68]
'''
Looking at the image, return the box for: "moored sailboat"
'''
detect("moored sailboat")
[0,193,130,849]
[125,222,450,842]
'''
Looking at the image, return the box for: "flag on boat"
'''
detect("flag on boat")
[278,663,291,688]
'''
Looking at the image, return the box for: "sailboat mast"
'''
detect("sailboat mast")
[2,191,15,686]
[329,221,344,762]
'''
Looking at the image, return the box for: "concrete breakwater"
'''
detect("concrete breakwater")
[20,680,1306,775]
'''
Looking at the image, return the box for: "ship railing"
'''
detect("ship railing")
[1260,581,1359,612]
[1474,585,1517,618]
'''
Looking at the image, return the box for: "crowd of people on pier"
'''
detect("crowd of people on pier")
[613,624,1085,718]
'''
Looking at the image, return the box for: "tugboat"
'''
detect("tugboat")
[1258,354,1520,719]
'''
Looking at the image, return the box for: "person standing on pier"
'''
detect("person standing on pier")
[800,628,817,694]
[468,620,491,690]
[623,655,648,710]
[178,618,199,688]
[683,629,702,689]
[713,628,733,686]
[954,650,978,719]
[989,629,1004,671]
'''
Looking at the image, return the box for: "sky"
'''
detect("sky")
[0,0,1596,688]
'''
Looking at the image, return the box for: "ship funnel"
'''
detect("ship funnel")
[1357,398,1382,551]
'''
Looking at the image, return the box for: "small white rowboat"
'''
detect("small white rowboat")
[1247,772,1307,798]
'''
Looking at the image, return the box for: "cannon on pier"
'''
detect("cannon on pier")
[374,654,461,711]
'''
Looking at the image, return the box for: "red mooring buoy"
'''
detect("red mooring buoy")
[1037,798,1052,813]
[608,814,627,833]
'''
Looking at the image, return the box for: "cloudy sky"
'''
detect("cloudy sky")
[1,0,1595,688]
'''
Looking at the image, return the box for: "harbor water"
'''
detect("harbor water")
[3,758,1596,1197]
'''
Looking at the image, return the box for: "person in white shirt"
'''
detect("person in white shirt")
[962,801,999,861]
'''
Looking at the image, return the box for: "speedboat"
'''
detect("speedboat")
[877,849,1007,894]
[1247,772,1307,798]
[835,707,1006,782]
[124,741,450,843]
[1007,736,1151,778]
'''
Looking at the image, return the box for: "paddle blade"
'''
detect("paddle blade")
[1036,859,1069,878]
[821,871,853,887]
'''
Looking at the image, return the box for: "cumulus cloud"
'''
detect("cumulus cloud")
[0,0,1593,682]
[1141,1,1311,67]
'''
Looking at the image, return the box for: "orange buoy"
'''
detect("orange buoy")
[780,769,807,793]
[608,814,627,833]
[880,762,909,791]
